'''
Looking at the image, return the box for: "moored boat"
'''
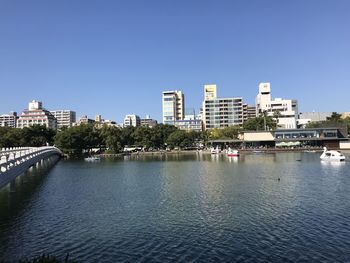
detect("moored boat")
[84,156,101,162]
[227,148,239,157]
[320,147,345,162]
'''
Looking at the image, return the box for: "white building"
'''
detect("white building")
[256,83,298,129]
[0,112,17,128]
[124,114,141,127]
[162,90,185,125]
[202,84,244,130]
[17,100,57,130]
[50,110,76,128]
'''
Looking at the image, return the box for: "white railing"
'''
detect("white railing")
[0,146,62,175]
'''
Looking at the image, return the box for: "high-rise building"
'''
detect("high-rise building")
[124,114,141,127]
[17,100,57,129]
[202,85,244,130]
[50,110,76,128]
[0,112,18,128]
[256,82,298,129]
[162,90,185,125]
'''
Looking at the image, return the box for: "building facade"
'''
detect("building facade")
[124,114,141,127]
[17,101,57,129]
[202,85,243,130]
[50,110,76,128]
[0,112,17,128]
[162,90,185,125]
[78,115,95,125]
[243,104,256,122]
[141,115,158,128]
[174,119,203,132]
[256,82,298,129]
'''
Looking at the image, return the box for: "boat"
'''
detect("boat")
[227,148,239,157]
[320,147,345,162]
[211,146,220,154]
[84,156,101,162]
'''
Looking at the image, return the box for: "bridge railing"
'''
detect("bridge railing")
[0,146,62,175]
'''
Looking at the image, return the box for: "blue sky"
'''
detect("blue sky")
[0,0,349,123]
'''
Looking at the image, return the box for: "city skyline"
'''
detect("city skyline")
[1,1,350,122]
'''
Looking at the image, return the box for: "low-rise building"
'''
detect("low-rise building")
[50,110,76,128]
[78,115,95,125]
[17,101,57,130]
[141,115,158,128]
[124,114,141,127]
[174,119,203,132]
[0,112,18,128]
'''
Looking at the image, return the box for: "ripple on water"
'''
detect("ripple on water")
[1,154,350,262]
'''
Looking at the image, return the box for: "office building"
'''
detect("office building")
[162,90,185,125]
[17,100,57,129]
[124,114,141,127]
[0,112,17,128]
[256,82,298,129]
[50,110,76,128]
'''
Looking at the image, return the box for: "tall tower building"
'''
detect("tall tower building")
[162,90,185,125]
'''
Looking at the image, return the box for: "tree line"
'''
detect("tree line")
[1,112,347,156]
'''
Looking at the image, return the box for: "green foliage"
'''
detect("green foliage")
[54,124,101,156]
[243,116,277,131]
[305,112,350,136]
[326,112,342,122]
[166,130,200,149]
[208,126,241,140]
[0,125,56,148]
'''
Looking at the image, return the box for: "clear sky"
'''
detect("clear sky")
[0,0,349,123]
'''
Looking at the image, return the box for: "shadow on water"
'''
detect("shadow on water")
[0,159,59,222]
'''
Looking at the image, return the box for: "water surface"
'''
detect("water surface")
[1,152,350,262]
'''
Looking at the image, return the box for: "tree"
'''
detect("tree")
[243,116,277,131]
[166,130,197,149]
[327,112,342,122]
[99,125,123,153]
[54,124,100,156]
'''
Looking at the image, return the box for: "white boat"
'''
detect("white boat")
[211,146,220,154]
[320,147,345,162]
[84,156,101,162]
[227,148,239,157]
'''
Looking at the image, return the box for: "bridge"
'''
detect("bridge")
[0,146,62,190]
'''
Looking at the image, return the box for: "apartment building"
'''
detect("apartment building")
[50,110,76,128]
[162,90,185,125]
[17,100,57,130]
[124,114,141,127]
[0,112,18,128]
[202,85,244,130]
